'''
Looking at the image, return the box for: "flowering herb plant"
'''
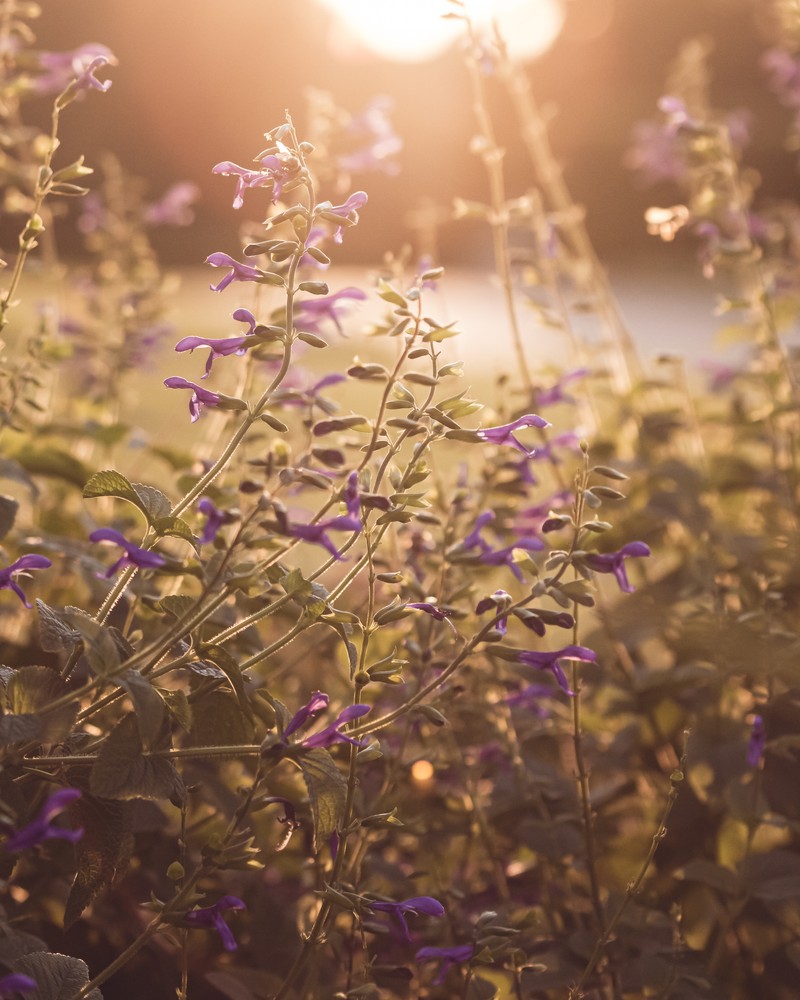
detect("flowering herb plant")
[0,2,797,999]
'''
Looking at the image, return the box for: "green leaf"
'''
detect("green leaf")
[189,692,254,748]
[132,483,172,522]
[296,747,347,852]
[152,514,196,547]
[154,595,196,619]
[116,670,166,751]
[60,609,130,677]
[3,666,78,744]
[83,469,141,508]
[15,447,89,488]
[159,688,192,731]
[90,714,184,801]
[14,951,102,1000]
[199,645,253,720]
[0,494,18,540]
[35,601,82,653]
[377,278,406,308]
[64,794,134,928]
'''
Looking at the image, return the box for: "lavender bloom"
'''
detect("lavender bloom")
[367,895,445,942]
[0,974,37,997]
[475,589,512,635]
[407,602,457,634]
[282,691,370,749]
[506,683,562,719]
[475,413,550,456]
[284,514,361,560]
[32,43,115,96]
[89,528,166,578]
[517,645,598,695]
[527,432,581,464]
[416,943,475,985]
[175,308,258,377]
[583,541,651,594]
[196,497,227,545]
[144,182,199,227]
[3,788,83,853]
[747,714,766,768]
[205,253,264,293]
[463,511,544,582]
[343,471,361,518]
[213,146,300,209]
[0,554,51,608]
[316,191,369,243]
[184,896,246,952]
[163,376,222,422]
[294,287,367,335]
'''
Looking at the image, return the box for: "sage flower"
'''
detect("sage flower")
[184,896,246,952]
[213,145,300,208]
[0,554,52,608]
[32,43,115,96]
[196,497,228,545]
[517,645,597,695]
[282,691,370,749]
[144,182,199,227]
[583,541,651,593]
[747,714,766,768]
[163,376,222,422]
[284,514,362,560]
[294,287,367,335]
[475,413,549,456]
[205,252,264,293]
[416,943,474,984]
[3,788,83,853]
[89,528,166,577]
[407,602,457,634]
[316,191,369,243]
[0,973,37,996]
[175,308,258,377]
[366,895,445,942]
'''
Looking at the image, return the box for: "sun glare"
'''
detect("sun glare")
[316,0,564,63]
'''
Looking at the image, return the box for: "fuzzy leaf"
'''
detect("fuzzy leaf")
[83,470,141,508]
[199,646,253,720]
[60,610,130,677]
[64,794,134,928]
[132,483,172,522]
[3,666,78,744]
[188,692,254,748]
[116,670,166,751]
[35,601,82,653]
[16,447,89,487]
[297,747,347,852]
[0,494,18,540]
[152,515,196,547]
[14,951,102,1000]
[90,714,184,801]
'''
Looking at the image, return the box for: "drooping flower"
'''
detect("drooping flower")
[366,895,446,942]
[416,943,475,985]
[184,896,246,952]
[212,161,275,210]
[163,376,222,422]
[315,191,368,243]
[342,471,361,519]
[89,528,166,578]
[31,43,115,96]
[462,511,544,582]
[294,287,367,335]
[475,589,512,635]
[535,369,589,407]
[475,413,549,456]
[0,554,52,608]
[144,182,200,227]
[175,308,258,377]
[196,497,228,545]
[338,97,402,176]
[582,541,651,594]
[0,973,37,997]
[283,514,362,560]
[213,144,301,209]
[506,683,562,719]
[747,714,766,768]
[516,645,598,695]
[281,691,370,749]
[407,602,457,634]
[205,253,265,293]
[3,788,83,853]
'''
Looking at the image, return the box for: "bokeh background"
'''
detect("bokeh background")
[32,0,794,264]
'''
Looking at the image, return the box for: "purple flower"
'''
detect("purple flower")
[462,511,544,582]
[516,645,597,695]
[526,432,581,464]
[163,376,222,422]
[213,146,300,209]
[416,943,474,985]
[0,554,51,608]
[343,471,361,518]
[89,528,166,578]
[475,414,549,456]
[583,541,651,594]
[144,182,199,227]
[284,514,361,560]
[175,308,258,377]
[763,48,800,110]
[475,589,511,634]
[339,97,402,176]
[367,895,445,942]
[205,253,264,293]
[624,119,687,185]
[294,287,367,335]
[407,602,457,634]
[316,191,369,243]
[535,369,589,407]
[184,896,246,952]
[3,788,83,853]
[32,43,115,96]
[506,683,562,718]
[0,973,37,997]
[282,691,371,749]
[747,714,766,768]
[196,497,227,545]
